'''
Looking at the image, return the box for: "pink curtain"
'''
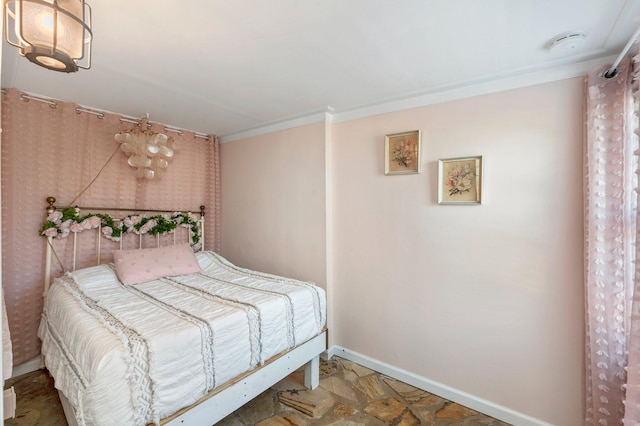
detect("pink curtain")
[626,49,640,425]
[1,89,221,365]
[584,56,640,425]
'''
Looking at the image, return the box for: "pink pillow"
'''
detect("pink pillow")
[113,243,202,285]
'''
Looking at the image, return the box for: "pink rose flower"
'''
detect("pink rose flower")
[70,222,84,233]
[43,228,58,237]
[47,211,63,223]
[140,220,156,234]
[102,226,113,236]
[83,216,101,229]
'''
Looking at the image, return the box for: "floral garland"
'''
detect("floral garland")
[41,207,201,248]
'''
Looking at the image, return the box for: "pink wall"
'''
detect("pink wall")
[220,122,327,287]
[221,78,585,425]
[331,78,584,425]
[1,89,219,364]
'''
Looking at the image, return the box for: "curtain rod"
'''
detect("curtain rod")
[76,107,104,119]
[8,91,212,141]
[20,93,57,108]
[604,25,640,78]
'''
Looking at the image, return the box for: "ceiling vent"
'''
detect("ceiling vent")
[547,31,588,54]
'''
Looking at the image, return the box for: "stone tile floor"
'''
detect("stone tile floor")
[5,357,511,425]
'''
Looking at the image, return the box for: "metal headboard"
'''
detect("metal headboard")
[43,196,206,297]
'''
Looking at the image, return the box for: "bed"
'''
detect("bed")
[37,197,327,426]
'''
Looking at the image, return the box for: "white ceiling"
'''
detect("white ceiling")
[2,0,640,138]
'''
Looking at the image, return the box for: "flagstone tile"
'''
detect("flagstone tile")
[271,372,307,392]
[324,419,372,426]
[278,387,335,418]
[257,412,312,426]
[256,416,294,426]
[320,359,339,377]
[333,402,359,417]
[383,377,446,407]
[235,391,278,424]
[321,376,359,403]
[216,415,245,426]
[435,401,479,419]
[412,409,436,425]
[342,361,375,382]
[364,397,421,425]
[354,374,387,400]
[278,411,311,425]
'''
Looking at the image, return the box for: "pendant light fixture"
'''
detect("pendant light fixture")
[115,118,175,180]
[3,0,92,73]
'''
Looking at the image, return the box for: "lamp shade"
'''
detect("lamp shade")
[4,0,92,72]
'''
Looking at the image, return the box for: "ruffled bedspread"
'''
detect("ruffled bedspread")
[38,251,326,426]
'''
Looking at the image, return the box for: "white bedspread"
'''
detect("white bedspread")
[38,251,326,426]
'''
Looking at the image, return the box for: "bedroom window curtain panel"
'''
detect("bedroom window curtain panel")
[0,88,221,365]
[626,48,640,425]
[584,53,640,425]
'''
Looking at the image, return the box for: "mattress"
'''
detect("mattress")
[38,251,326,426]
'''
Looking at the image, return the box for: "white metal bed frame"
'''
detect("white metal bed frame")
[41,196,327,426]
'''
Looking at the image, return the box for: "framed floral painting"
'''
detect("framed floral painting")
[384,130,421,175]
[438,156,483,204]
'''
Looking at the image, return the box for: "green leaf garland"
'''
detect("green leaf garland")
[41,207,201,247]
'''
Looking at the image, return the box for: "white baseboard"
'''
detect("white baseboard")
[3,387,15,419]
[328,345,552,426]
[322,345,336,360]
[11,356,42,378]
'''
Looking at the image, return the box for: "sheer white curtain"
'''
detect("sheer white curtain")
[584,53,640,425]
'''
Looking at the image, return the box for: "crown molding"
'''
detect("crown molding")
[220,111,334,143]
[331,54,615,124]
[220,54,616,143]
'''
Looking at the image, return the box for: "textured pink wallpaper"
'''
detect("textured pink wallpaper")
[1,88,220,365]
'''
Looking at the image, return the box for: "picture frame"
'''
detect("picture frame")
[438,156,483,204]
[384,130,421,175]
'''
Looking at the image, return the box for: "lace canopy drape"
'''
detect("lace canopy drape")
[584,53,640,425]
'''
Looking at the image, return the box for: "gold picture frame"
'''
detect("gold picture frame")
[385,130,421,175]
[438,156,483,204]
